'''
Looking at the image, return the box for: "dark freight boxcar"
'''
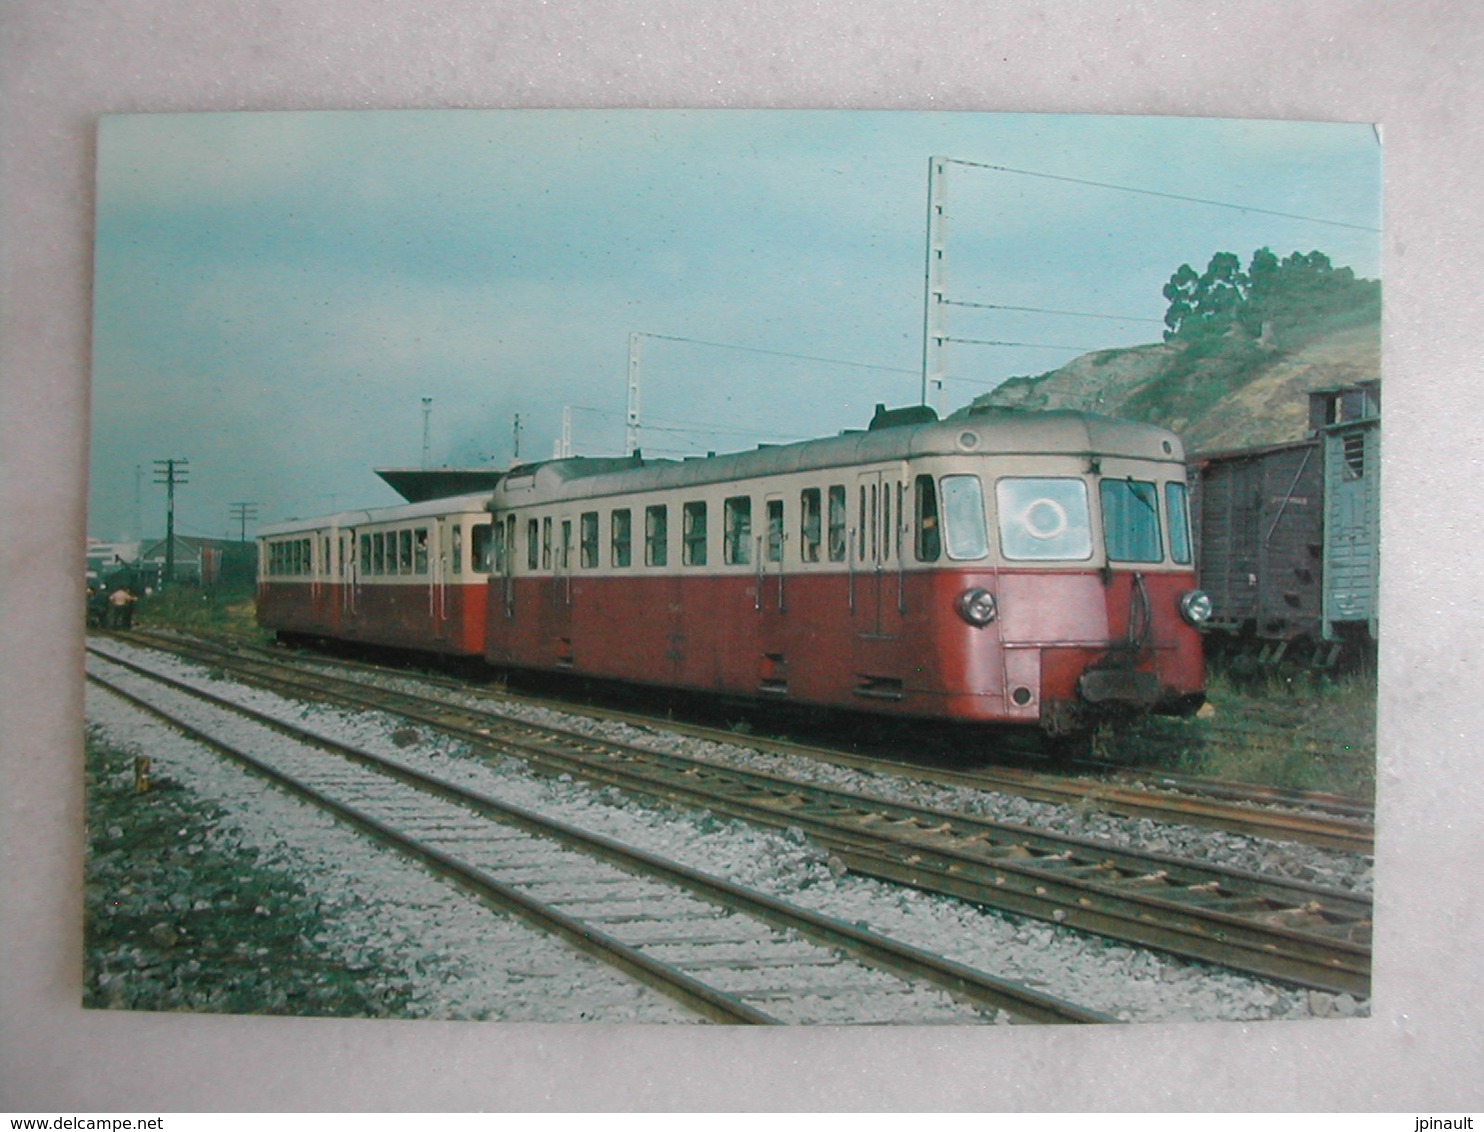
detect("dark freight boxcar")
[1191,438,1325,649]
[1191,382,1380,663]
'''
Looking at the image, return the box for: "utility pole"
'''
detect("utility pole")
[512,413,522,460]
[627,331,642,456]
[229,501,258,542]
[421,397,433,468]
[921,156,949,413]
[152,458,189,585]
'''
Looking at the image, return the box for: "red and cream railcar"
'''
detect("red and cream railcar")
[482,407,1209,734]
[257,493,496,655]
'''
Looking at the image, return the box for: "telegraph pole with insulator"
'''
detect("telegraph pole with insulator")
[421,397,433,468]
[229,501,258,542]
[152,458,189,585]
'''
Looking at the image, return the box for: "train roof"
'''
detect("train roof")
[257,491,494,538]
[493,406,1187,505]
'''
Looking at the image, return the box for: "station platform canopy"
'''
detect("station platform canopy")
[374,467,507,504]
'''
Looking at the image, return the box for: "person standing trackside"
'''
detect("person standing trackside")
[108,584,138,629]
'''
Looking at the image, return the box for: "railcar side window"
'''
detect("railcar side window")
[414,529,428,574]
[526,518,539,570]
[451,525,463,574]
[645,505,668,566]
[373,532,386,575]
[683,501,708,566]
[541,517,552,570]
[471,523,494,573]
[359,534,371,574]
[940,475,989,560]
[766,499,784,563]
[1165,482,1193,565]
[996,478,1093,561]
[399,529,413,574]
[1101,478,1163,563]
[611,509,632,568]
[488,522,501,575]
[827,485,847,562]
[580,511,599,568]
[723,496,751,565]
[800,488,821,563]
[914,475,942,562]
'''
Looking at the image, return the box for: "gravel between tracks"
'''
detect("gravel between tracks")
[84,638,1368,1024]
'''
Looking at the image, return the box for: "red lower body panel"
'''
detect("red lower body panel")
[481,568,1204,729]
[258,581,488,656]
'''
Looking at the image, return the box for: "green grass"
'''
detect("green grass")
[84,726,414,1016]
[1099,660,1377,799]
[132,581,274,645]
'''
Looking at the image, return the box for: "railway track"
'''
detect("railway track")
[92,636,1372,996]
[85,651,1110,1025]
[124,630,1376,854]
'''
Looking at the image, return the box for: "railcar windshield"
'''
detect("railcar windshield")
[1165,481,1193,565]
[940,475,989,560]
[1101,478,1163,563]
[996,477,1093,561]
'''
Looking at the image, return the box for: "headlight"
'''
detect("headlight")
[955,587,998,627]
[1179,589,1213,626]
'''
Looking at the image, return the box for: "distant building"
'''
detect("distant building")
[85,538,140,584]
[138,536,256,586]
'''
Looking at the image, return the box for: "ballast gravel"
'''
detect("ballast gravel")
[83,638,1369,1024]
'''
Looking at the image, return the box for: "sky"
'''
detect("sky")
[87,110,1381,542]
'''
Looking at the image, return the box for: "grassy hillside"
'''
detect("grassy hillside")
[969,290,1380,453]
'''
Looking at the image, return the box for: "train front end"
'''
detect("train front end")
[920,411,1208,736]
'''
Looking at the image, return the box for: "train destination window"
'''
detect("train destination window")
[611,509,632,567]
[828,485,847,562]
[800,488,821,562]
[580,511,599,568]
[645,504,668,566]
[766,499,784,562]
[940,475,989,560]
[683,501,708,566]
[997,478,1093,561]
[527,518,539,570]
[914,475,941,562]
[1101,478,1163,563]
[472,522,494,573]
[724,496,751,565]
[1165,482,1193,565]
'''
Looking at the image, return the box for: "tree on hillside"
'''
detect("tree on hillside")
[1162,248,1377,346]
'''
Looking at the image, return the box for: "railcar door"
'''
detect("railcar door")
[852,469,907,701]
[756,493,789,695]
[538,515,576,668]
[431,518,450,643]
[852,470,906,638]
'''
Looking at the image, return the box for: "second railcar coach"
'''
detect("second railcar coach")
[257,492,497,655]
[480,405,1209,735]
